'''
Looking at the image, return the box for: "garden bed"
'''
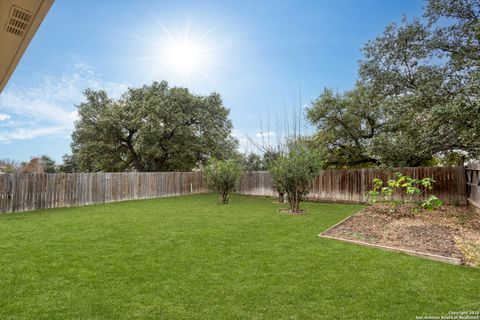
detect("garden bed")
[321,204,480,266]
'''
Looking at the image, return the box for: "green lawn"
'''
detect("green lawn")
[0,194,478,319]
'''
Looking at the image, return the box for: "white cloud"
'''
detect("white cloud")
[255,131,275,138]
[0,61,128,143]
[232,130,280,154]
[0,126,68,142]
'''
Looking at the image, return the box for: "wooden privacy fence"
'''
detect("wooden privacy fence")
[0,171,207,213]
[237,166,467,204]
[466,164,480,210]
[0,166,469,214]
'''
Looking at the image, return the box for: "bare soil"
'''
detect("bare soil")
[323,204,480,266]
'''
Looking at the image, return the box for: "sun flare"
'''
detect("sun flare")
[164,39,205,73]
[135,25,221,83]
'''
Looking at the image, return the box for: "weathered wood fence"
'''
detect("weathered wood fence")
[0,172,207,213]
[237,166,467,204]
[466,164,480,211]
[0,166,470,214]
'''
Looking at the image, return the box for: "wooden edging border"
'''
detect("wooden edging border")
[467,199,480,214]
[318,216,463,266]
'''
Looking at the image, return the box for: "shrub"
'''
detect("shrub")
[421,195,443,211]
[269,147,322,213]
[367,172,443,214]
[205,159,243,204]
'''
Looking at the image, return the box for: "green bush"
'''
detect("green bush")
[421,195,443,211]
[205,159,243,204]
[269,147,322,213]
[367,172,443,214]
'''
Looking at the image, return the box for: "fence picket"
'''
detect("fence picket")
[0,167,470,214]
[236,167,467,204]
[0,171,208,214]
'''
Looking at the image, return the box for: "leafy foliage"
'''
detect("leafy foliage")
[240,153,267,171]
[308,0,480,168]
[20,157,46,173]
[204,159,243,204]
[421,195,444,211]
[307,85,382,168]
[71,81,237,172]
[367,173,443,214]
[269,147,322,213]
[0,159,20,173]
[2,156,60,174]
[58,154,79,173]
[39,155,57,173]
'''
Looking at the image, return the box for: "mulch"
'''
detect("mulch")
[278,208,306,215]
[322,204,480,266]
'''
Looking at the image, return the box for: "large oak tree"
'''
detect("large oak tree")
[71,81,237,172]
[308,0,479,168]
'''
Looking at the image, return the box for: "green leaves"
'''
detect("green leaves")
[308,0,480,168]
[71,81,237,172]
[269,147,323,213]
[366,172,442,214]
[204,159,243,204]
[240,153,267,172]
[421,195,444,211]
[307,85,382,168]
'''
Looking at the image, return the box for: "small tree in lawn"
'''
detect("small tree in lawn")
[205,159,243,204]
[270,147,322,214]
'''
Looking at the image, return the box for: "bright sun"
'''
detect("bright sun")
[137,25,219,82]
[164,40,204,73]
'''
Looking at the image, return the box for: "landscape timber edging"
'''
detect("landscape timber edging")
[318,215,463,266]
[467,199,480,214]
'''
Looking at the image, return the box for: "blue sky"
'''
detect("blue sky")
[0,0,424,162]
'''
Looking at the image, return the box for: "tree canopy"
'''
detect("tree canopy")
[71,81,237,172]
[240,153,268,171]
[204,158,243,204]
[308,0,479,168]
[269,146,323,213]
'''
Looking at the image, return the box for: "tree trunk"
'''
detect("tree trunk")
[288,193,301,213]
[132,155,143,172]
[278,191,285,203]
[219,188,229,204]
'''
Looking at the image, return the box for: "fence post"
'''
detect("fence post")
[466,163,480,212]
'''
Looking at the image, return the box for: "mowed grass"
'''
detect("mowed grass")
[0,194,478,320]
